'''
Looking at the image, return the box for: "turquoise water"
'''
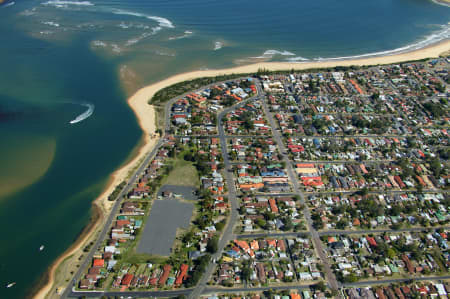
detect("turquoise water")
[0,0,448,297]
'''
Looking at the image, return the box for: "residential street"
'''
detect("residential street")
[67,67,450,298]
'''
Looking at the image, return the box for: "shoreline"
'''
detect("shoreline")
[32,92,158,299]
[33,38,450,299]
[432,0,450,6]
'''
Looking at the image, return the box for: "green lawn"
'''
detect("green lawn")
[123,251,167,264]
[162,158,199,187]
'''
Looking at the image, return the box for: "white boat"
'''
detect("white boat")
[6,282,16,288]
[39,245,45,251]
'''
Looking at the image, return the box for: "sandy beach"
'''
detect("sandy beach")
[433,0,450,5]
[34,38,450,299]
[33,91,159,299]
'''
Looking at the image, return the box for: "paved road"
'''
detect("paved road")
[65,76,450,298]
[65,88,185,298]
[188,95,260,299]
[257,81,342,293]
[203,283,316,295]
[70,288,192,298]
[173,133,417,139]
[237,226,450,239]
[237,231,311,239]
[317,226,450,236]
[305,189,448,195]
[65,139,164,298]
[342,275,450,288]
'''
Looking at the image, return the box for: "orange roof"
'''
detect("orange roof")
[175,264,188,286]
[269,198,279,213]
[296,163,315,168]
[250,240,259,250]
[267,239,277,247]
[116,219,130,227]
[234,240,250,252]
[121,273,134,286]
[239,183,264,189]
[93,259,104,267]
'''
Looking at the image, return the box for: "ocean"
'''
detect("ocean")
[0,0,448,297]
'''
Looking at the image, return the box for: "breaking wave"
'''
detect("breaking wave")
[431,0,450,7]
[111,8,174,28]
[69,103,94,124]
[118,22,150,30]
[286,56,309,62]
[42,21,60,27]
[42,0,94,8]
[155,50,175,57]
[40,1,174,29]
[3,1,15,7]
[311,25,450,61]
[125,26,161,46]
[252,49,296,59]
[168,30,193,40]
[214,41,223,51]
[92,40,107,47]
[250,24,450,63]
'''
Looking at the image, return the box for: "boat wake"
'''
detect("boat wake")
[69,103,94,124]
[3,1,15,7]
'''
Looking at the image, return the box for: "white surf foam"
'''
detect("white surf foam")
[42,0,94,8]
[111,8,174,28]
[3,1,15,7]
[168,30,193,40]
[92,40,107,47]
[431,0,450,7]
[69,103,94,124]
[214,41,223,51]
[111,43,122,53]
[311,24,450,62]
[155,50,175,57]
[43,21,60,27]
[118,22,150,30]
[20,8,36,15]
[40,1,174,30]
[252,49,296,59]
[286,56,309,62]
[125,26,161,46]
[254,24,450,63]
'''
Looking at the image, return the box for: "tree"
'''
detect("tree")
[256,218,267,228]
[207,236,219,253]
[183,231,194,244]
[357,187,369,196]
[216,222,225,231]
[387,248,396,259]
[315,281,327,292]
[241,266,252,282]
[336,219,348,229]
[282,217,293,231]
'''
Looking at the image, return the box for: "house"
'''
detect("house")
[93,259,104,267]
[159,264,172,286]
[256,263,266,282]
[121,273,134,286]
[175,264,188,286]
[79,279,92,289]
